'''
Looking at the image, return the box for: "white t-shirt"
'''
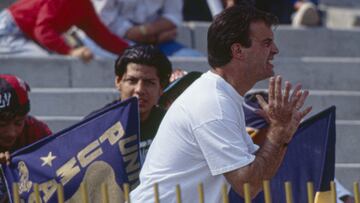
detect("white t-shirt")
[131,71,259,203]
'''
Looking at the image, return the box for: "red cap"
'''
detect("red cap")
[0,74,30,114]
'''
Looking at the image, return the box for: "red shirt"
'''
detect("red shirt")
[11,116,52,152]
[8,0,128,55]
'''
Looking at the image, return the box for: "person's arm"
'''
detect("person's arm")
[125,0,182,44]
[142,0,183,37]
[33,0,73,55]
[225,76,312,198]
[92,0,135,37]
[79,0,128,55]
[33,0,95,62]
[125,17,176,44]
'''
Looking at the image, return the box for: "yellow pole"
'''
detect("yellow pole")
[12,183,20,203]
[33,183,41,203]
[222,183,229,203]
[285,181,293,203]
[307,182,314,203]
[263,180,272,203]
[354,182,359,203]
[101,183,109,203]
[57,184,64,203]
[176,184,182,203]
[198,183,204,203]
[154,183,160,203]
[243,183,251,203]
[80,182,89,203]
[330,181,337,203]
[124,183,131,203]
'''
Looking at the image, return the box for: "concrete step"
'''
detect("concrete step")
[336,121,360,164]
[30,88,360,120]
[245,57,360,91]
[2,56,360,90]
[250,89,360,120]
[190,23,360,57]
[323,6,360,28]
[320,0,360,8]
[29,88,119,117]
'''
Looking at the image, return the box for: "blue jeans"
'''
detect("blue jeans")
[0,10,48,56]
[157,40,203,57]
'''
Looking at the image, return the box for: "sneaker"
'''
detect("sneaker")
[292,2,320,27]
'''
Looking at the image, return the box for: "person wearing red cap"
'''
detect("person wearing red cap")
[0,0,128,62]
[0,74,52,161]
[0,74,53,201]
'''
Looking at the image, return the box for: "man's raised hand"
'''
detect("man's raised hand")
[256,75,312,145]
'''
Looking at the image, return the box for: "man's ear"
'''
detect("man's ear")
[114,76,122,91]
[230,43,244,60]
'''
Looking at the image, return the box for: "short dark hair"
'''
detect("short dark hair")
[207,5,278,67]
[114,45,172,88]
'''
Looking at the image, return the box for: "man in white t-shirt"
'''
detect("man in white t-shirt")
[131,5,312,203]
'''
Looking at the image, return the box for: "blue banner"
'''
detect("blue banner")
[230,106,336,203]
[2,97,140,203]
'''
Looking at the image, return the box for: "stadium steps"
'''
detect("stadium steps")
[29,88,360,121]
[182,23,360,57]
[2,56,360,90]
[1,24,360,189]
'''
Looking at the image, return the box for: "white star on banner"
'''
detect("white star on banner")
[40,152,56,167]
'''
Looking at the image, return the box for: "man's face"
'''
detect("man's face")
[0,115,26,150]
[115,63,162,122]
[243,21,279,81]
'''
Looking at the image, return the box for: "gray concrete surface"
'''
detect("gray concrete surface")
[2,56,360,90]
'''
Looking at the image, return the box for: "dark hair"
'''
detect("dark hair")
[114,45,172,88]
[207,5,278,67]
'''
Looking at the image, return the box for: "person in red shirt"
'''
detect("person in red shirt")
[0,74,52,162]
[0,0,128,62]
[0,74,52,202]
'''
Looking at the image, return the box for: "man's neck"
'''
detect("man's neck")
[212,62,256,96]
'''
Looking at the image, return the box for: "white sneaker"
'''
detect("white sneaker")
[292,2,320,27]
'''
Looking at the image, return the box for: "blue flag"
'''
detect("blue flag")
[2,97,140,203]
[229,106,336,203]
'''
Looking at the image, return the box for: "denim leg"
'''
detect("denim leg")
[158,40,204,57]
[0,10,48,56]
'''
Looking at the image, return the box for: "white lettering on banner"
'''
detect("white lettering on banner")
[0,92,11,108]
[29,121,140,202]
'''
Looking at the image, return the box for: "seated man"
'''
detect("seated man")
[78,0,202,57]
[0,0,128,62]
[87,45,172,162]
[0,74,52,201]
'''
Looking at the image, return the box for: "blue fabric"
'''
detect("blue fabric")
[230,106,336,202]
[157,40,203,57]
[2,97,140,202]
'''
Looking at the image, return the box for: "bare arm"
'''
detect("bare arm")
[225,76,312,198]
[125,17,177,44]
